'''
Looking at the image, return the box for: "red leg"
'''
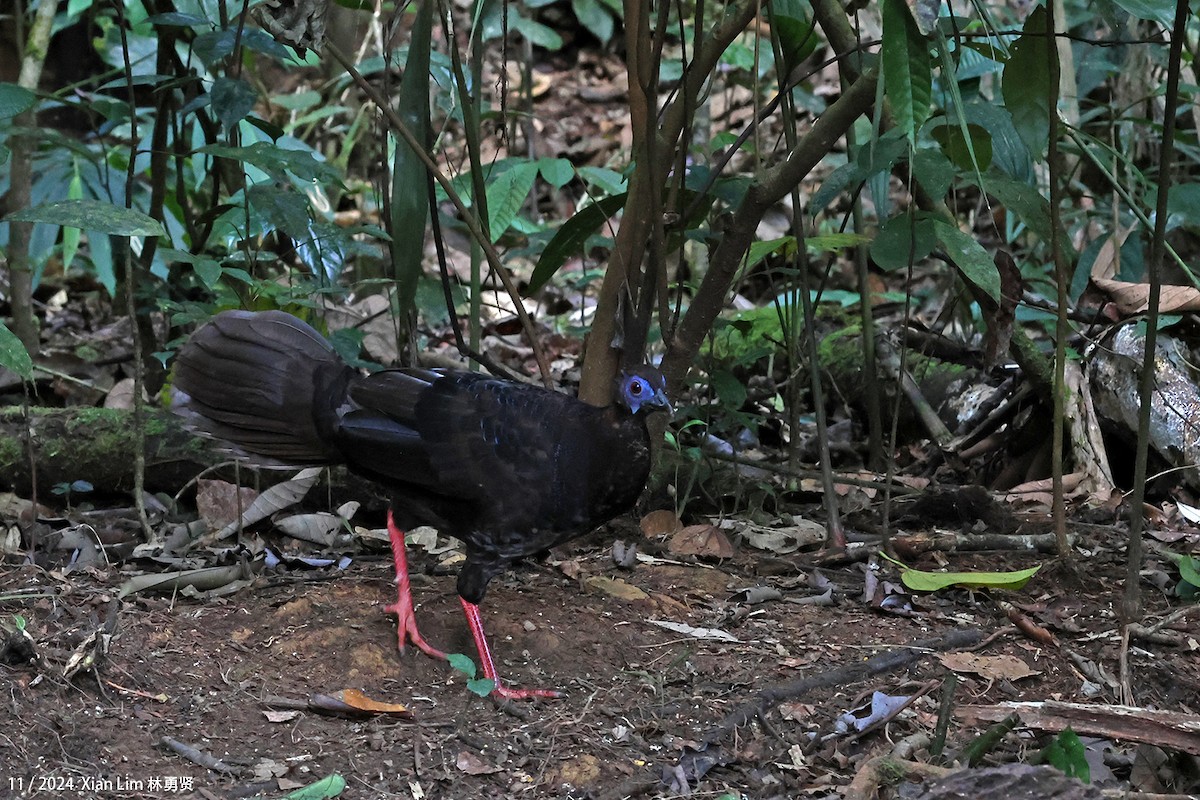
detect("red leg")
[460,597,561,700]
[383,510,447,660]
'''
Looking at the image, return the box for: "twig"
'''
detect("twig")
[159,736,238,774]
[698,628,983,749]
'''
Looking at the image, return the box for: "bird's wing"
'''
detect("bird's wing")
[334,370,574,526]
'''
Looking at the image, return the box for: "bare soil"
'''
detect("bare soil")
[3,514,1198,800]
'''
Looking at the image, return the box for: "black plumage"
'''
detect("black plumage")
[172,310,670,698]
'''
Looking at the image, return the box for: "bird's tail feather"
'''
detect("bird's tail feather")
[171,310,353,465]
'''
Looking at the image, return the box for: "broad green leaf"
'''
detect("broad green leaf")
[933,220,1000,302]
[971,174,1062,250]
[528,193,627,295]
[871,215,936,270]
[1108,0,1173,24]
[810,131,909,212]
[210,77,257,130]
[911,147,956,199]
[1161,550,1200,591]
[930,123,993,172]
[576,166,626,195]
[1001,7,1051,162]
[745,237,796,271]
[882,0,931,143]
[890,557,1042,592]
[0,83,36,119]
[247,184,310,235]
[773,0,818,73]
[511,15,563,49]
[0,322,33,380]
[201,142,340,184]
[538,157,574,189]
[446,652,478,679]
[144,12,210,26]
[193,28,292,66]
[281,774,346,799]
[466,677,496,697]
[5,200,164,237]
[391,0,433,323]
[486,162,539,242]
[572,0,614,43]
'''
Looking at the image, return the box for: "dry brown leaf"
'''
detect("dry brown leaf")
[939,652,1040,682]
[584,576,649,601]
[196,479,260,530]
[668,524,734,558]
[456,750,501,775]
[1090,226,1200,315]
[640,509,683,537]
[329,688,410,716]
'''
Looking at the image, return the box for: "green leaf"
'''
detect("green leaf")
[446,652,477,679]
[1161,550,1200,592]
[933,220,1000,303]
[0,322,33,380]
[61,170,84,274]
[466,677,496,697]
[572,0,614,43]
[1043,728,1089,782]
[210,77,257,130]
[881,0,931,143]
[528,193,627,295]
[486,162,539,242]
[511,15,563,49]
[886,555,1041,592]
[281,773,347,799]
[0,82,37,119]
[911,147,956,199]
[390,0,433,322]
[1107,0,1173,24]
[1001,7,1051,162]
[144,12,210,26]
[5,200,164,237]
[247,185,310,236]
[711,370,747,410]
[538,157,574,189]
[929,123,993,172]
[773,0,818,73]
[871,215,936,270]
[201,142,340,184]
[972,174,1062,249]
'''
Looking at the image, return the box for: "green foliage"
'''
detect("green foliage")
[882,0,932,143]
[1161,550,1200,600]
[446,653,497,697]
[882,554,1042,592]
[1041,728,1090,782]
[0,323,33,380]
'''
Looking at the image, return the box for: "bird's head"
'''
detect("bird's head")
[615,367,671,415]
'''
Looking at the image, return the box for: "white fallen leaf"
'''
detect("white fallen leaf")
[646,619,738,642]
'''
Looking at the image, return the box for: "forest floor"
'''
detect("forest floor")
[3,504,1198,800]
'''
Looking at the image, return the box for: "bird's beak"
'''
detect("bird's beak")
[650,388,672,415]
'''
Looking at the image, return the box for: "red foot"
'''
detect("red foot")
[460,598,561,700]
[384,510,447,661]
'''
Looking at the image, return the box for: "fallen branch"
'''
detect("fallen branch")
[957,701,1200,756]
[701,628,984,748]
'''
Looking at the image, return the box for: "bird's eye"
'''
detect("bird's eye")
[629,380,643,395]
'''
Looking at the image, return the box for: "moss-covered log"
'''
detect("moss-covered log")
[0,407,215,495]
